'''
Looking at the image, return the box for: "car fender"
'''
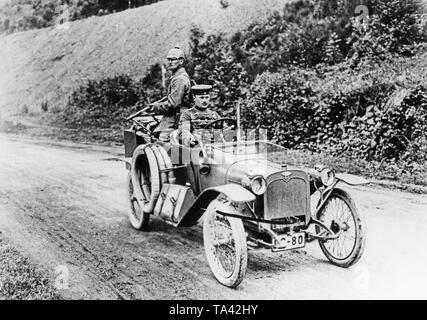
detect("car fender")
[177,184,255,227]
[336,173,369,185]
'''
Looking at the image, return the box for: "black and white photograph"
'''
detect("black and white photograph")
[0,0,426,302]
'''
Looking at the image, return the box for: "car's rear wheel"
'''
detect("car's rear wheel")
[316,188,366,267]
[203,200,247,288]
[127,171,150,230]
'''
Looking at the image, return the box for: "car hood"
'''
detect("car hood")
[225,157,284,183]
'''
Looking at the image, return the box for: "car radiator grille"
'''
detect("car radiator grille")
[264,171,310,221]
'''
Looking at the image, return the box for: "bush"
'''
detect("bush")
[60,75,138,129]
[188,25,249,115]
[375,85,427,161]
[186,0,426,115]
[59,64,164,129]
[242,54,427,163]
[186,0,351,113]
[347,0,427,64]
[242,69,316,148]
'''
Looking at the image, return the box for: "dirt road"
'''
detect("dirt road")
[0,134,426,299]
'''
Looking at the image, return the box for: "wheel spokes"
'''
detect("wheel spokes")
[213,236,234,247]
[320,197,357,260]
[208,213,237,277]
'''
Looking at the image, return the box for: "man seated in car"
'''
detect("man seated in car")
[177,84,219,147]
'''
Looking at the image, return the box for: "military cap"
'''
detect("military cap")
[167,46,186,60]
[191,84,212,95]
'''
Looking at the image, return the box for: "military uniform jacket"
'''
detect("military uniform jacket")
[179,106,220,133]
[152,67,191,133]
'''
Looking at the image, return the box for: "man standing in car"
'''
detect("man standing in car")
[147,46,191,142]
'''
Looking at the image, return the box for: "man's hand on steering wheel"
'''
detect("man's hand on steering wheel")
[202,118,237,130]
[202,118,238,143]
[190,133,202,147]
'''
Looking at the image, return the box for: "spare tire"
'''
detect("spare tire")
[130,144,176,218]
[150,144,168,185]
[156,144,176,184]
[131,144,160,214]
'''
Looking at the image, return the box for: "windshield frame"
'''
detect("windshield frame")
[210,140,287,154]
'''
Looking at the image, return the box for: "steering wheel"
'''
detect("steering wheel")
[202,118,238,143]
[126,106,151,121]
[203,118,237,130]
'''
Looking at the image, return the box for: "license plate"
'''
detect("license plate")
[274,232,305,251]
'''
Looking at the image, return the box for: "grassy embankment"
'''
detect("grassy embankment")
[0,235,62,300]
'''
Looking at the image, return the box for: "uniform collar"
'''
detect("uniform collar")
[194,106,209,111]
[171,67,187,78]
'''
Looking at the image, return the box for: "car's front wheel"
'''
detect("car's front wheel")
[203,199,247,288]
[316,188,366,267]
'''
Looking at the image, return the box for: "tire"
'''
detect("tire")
[130,144,161,215]
[316,188,366,267]
[157,145,176,184]
[203,200,248,288]
[127,171,150,230]
[150,144,168,185]
[128,144,167,230]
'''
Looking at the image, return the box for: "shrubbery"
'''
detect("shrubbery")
[243,58,427,164]
[59,64,164,129]
[60,75,139,129]
[187,26,249,115]
[347,0,427,65]
[186,0,426,106]
[241,69,317,148]
[186,0,427,166]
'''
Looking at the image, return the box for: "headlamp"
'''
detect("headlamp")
[250,176,267,195]
[320,168,335,187]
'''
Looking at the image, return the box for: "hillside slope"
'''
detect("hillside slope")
[0,0,290,115]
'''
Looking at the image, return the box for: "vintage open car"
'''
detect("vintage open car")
[123,109,367,288]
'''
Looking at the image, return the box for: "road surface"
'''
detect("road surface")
[0,134,426,299]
